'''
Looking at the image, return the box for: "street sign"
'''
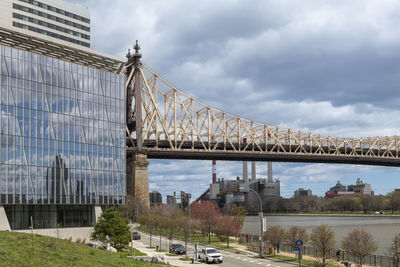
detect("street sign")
[295,240,303,246]
[293,247,304,251]
[293,247,299,251]
[262,218,266,232]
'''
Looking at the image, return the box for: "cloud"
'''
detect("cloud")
[66,0,400,199]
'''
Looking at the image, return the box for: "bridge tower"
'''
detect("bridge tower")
[125,41,150,210]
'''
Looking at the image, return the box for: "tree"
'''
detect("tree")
[263,225,286,255]
[214,215,242,247]
[91,207,130,250]
[360,195,373,213]
[228,205,247,227]
[287,226,308,247]
[388,233,400,267]
[342,229,377,267]
[191,201,221,243]
[310,224,335,266]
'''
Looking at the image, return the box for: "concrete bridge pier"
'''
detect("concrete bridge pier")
[126,152,150,210]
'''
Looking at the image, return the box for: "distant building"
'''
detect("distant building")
[149,191,162,206]
[167,192,177,206]
[325,178,373,198]
[196,162,280,213]
[347,178,373,195]
[294,188,312,197]
[180,191,191,210]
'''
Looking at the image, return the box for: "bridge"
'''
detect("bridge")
[124,42,399,208]
[125,42,400,167]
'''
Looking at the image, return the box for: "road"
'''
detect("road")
[136,230,294,267]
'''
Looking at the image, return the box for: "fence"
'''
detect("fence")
[239,234,394,267]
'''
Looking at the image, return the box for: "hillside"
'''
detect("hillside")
[0,231,164,267]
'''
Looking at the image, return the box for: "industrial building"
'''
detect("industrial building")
[0,0,126,231]
[197,161,280,213]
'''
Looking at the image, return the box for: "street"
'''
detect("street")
[136,230,295,267]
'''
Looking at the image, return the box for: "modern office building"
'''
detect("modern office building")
[0,0,90,48]
[0,1,125,231]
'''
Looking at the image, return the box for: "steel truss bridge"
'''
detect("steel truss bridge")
[125,43,400,167]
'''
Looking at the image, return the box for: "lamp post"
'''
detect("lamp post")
[240,187,264,257]
[179,193,192,257]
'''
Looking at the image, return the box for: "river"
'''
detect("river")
[242,215,400,255]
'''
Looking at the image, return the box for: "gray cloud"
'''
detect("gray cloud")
[67,0,400,199]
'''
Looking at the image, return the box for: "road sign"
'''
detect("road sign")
[293,247,299,251]
[295,240,303,246]
[293,247,304,251]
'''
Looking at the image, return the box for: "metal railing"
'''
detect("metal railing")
[239,234,394,267]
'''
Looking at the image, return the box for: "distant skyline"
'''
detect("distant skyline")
[68,0,400,199]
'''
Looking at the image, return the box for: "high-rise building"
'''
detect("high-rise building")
[149,191,162,206]
[0,1,125,231]
[0,0,90,48]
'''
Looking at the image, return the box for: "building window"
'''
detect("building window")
[13,22,90,47]
[18,0,90,24]
[13,13,90,40]
[13,3,90,33]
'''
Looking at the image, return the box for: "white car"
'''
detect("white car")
[199,248,223,264]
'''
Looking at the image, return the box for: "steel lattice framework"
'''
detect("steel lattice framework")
[125,47,400,167]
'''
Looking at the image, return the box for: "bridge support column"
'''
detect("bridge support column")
[126,153,150,210]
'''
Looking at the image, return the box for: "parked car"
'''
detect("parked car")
[198,248,223,264]
[131,231,141,240]
[169,243,186,254]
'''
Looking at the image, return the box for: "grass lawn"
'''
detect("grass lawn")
[0,231,165,267]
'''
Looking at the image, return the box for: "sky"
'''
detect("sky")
[69,0,400,200]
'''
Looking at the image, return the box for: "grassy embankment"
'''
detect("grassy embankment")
[0,231,164,267]
[137,225,238,251]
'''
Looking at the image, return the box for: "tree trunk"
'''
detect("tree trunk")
[227,236,229,248]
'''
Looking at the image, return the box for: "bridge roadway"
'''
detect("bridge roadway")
[126,140,400,167]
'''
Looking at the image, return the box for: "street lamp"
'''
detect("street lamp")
[178,193,192,257]
[239,187,264,257]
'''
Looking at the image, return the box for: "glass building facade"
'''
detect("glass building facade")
[0,44,126,228]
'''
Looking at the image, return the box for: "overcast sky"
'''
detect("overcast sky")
[70,0,400,200]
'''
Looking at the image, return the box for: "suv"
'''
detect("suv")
[131,231,141,240]
[169,243,186,255]
[199,248,223,264]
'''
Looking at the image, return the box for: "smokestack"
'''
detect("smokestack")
[251,161,256,180]
[243,162,248,182]
[268,162,273,182]
[212,160,217,183]
[243,138,248,182]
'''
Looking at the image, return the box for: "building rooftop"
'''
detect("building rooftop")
[0,26,124,73]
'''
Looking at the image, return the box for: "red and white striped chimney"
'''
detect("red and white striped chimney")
[212,160,217,183]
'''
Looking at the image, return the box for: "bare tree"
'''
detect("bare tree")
[214,215,241,248]
[263,225,286,255]
[310,224,335,266]
[342,229,378,267]
[388,233,400,267]
[191,201,221,243]
[287,226,308,247]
